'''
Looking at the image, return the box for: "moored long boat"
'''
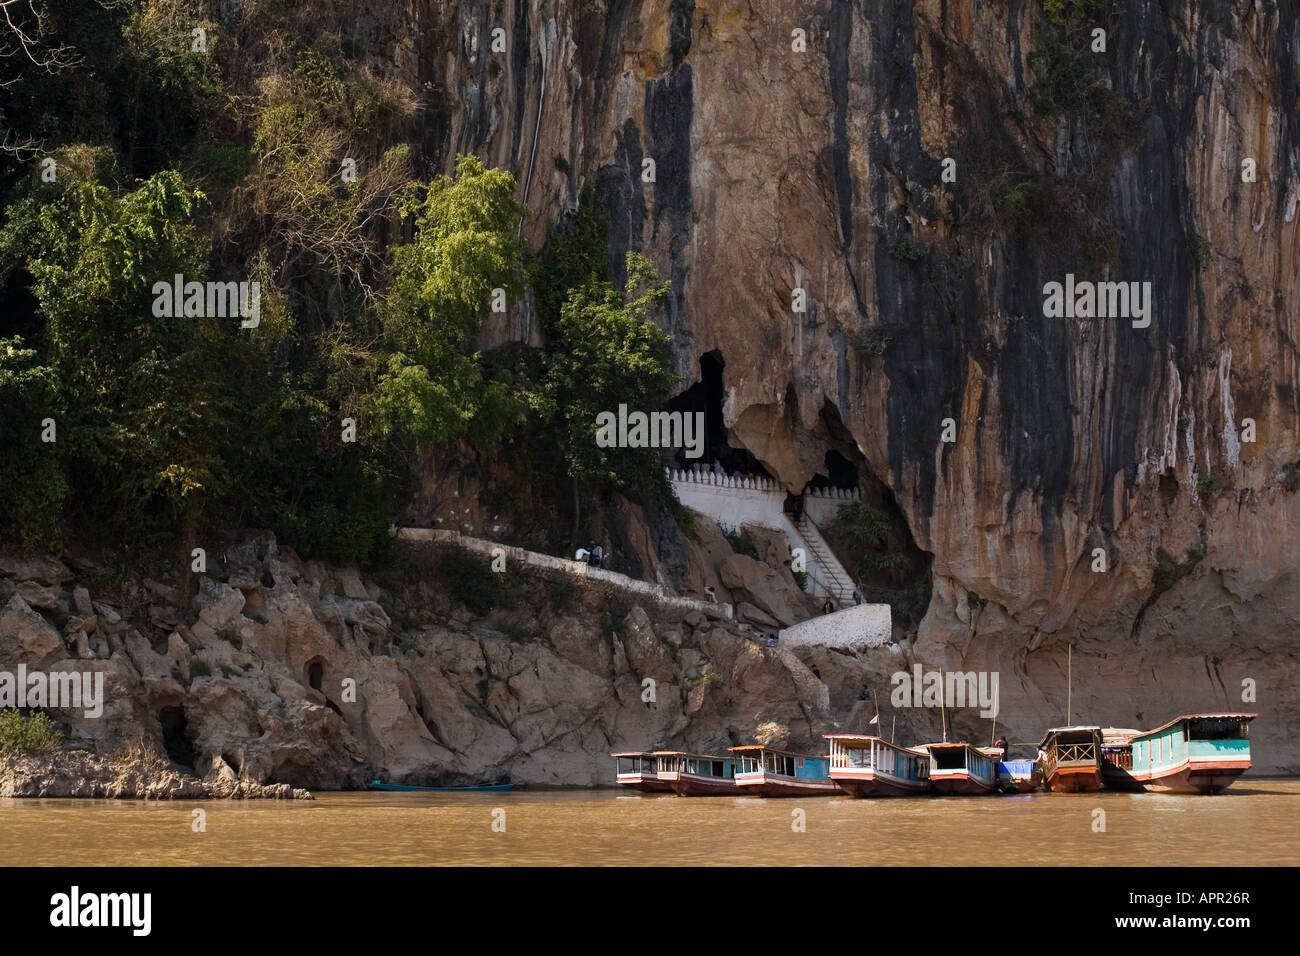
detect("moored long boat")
[1039,726,1103,793]
[730,746,839,796]
[612,751,673,793]
[917,742,998,795]
[1128,713,1256,794]
[826,735,931,797]
[1099,728,1144,792]
[654,751,744,796]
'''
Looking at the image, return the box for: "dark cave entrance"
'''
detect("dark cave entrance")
[807,449,860,492]
[666,349,770,478]
[159,706,198,770]
[303,657,342,715]
[811,402,934,630]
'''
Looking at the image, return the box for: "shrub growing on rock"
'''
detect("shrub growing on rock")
[439,546,507,616]
[0,710,63,755]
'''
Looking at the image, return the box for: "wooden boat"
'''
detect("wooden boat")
[1128,713,1256,794]
[1039,726,1103,792]
[826,734,931,797]
[996,758,1042,793]
[729,745,839,797]
[1099,728,1144,792]
[653,751,744,796]
[611,751,673,793]
[917,742,998,795]
[369,780,513,792]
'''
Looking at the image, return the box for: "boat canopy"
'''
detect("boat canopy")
[1134,713,1257,739]
[826,734,927,755]
[1100,728,1140,745]
[1039,726,1102,748]
[652,750,724,759]
[729,745,819,759]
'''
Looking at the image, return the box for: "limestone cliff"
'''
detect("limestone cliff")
[5,1,1295,781]
[374,1,1297,765]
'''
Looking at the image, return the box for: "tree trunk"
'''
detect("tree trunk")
[176,497,202,606]
[570,475,581,544]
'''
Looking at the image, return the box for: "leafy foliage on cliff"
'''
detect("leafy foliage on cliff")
[372,155,529,450]
[0,0,677,569]
[828,501,931,627]
[0,711,63,755]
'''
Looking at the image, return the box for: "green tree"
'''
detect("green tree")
[0,338,67,553]
[373,155,529,450]
[832,501,911,579]
[539,251,677,531]
[0,150,219,563]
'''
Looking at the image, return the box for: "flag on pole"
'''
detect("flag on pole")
[869,712,879,726]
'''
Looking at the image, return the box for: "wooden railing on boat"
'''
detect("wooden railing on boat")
[1103,749,1133,770]
[1051,742,1097,764]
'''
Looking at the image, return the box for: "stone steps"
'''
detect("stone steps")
[794,516,857,605]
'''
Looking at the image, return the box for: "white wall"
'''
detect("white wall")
[394,528,733,618]
[667,470,785,532]
[778,603,892,649]
[803,488,860,527]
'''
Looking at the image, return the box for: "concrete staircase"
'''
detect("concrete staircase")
[664,467,860,607]
[793,515,858,606]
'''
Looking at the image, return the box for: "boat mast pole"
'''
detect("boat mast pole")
[890,714,896,745]
[940,668,947,743]
[1067,643,1072,725]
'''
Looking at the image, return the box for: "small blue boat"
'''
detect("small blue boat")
[996,758,1043,793]
[369,780,513,792]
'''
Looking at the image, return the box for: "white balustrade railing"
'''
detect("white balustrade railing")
[663,467,861,502]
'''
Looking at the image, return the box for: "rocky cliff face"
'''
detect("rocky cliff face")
[371,1,1297,763]
[3,536,915,788]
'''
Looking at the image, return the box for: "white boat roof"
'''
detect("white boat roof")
[1043,725,1102,733]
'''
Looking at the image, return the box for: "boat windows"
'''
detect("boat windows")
[932,748,967,771]
[1189,718,1249,740]
[616,756,645,775]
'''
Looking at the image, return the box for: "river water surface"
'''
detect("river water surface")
[4,780,1298,866]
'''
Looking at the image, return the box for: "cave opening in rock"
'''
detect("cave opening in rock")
[667,349,769,477]
[812,402,934,629]
[158,705,198,770]
[269,757,318,790]
[306,659,323,692]
[807,449,860,491]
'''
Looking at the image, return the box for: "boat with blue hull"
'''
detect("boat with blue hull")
[826,735,931,797]
[1128,713,1256,794]
[730,745,839,797]
[996,758,1042,793]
